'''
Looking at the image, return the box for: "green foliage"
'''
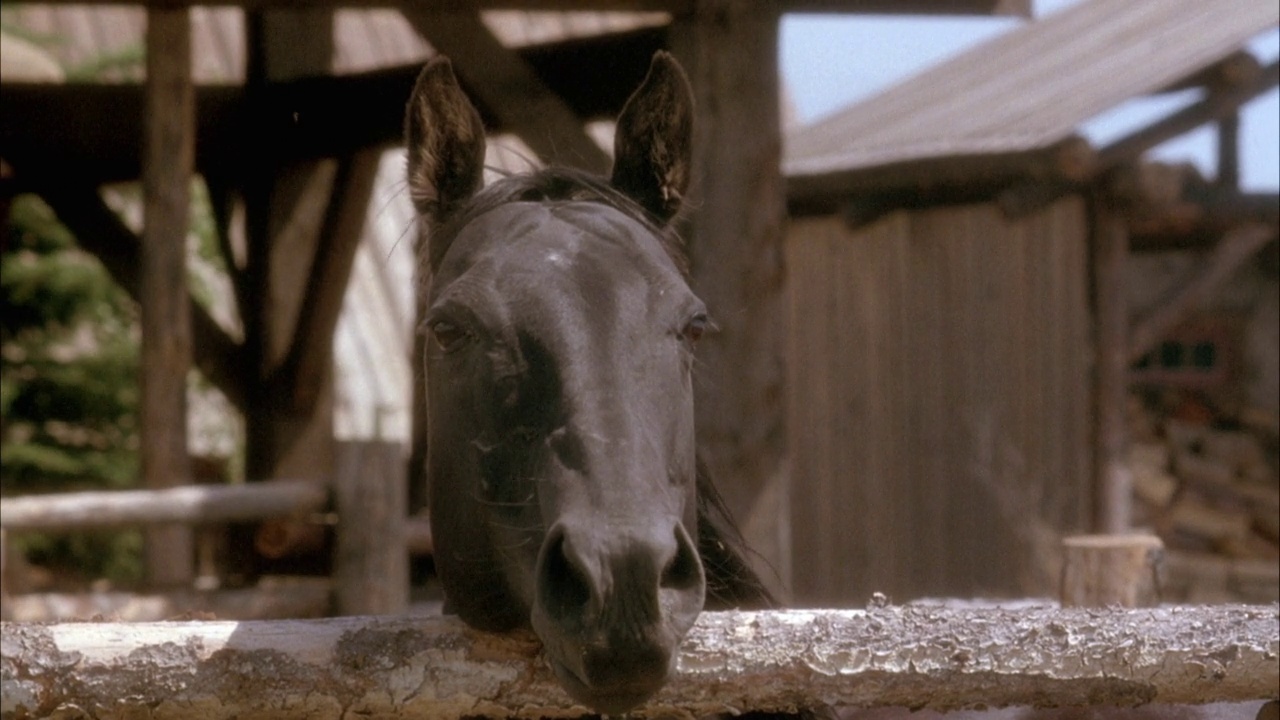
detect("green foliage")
[64,43,144,81]
[2,194,143,585]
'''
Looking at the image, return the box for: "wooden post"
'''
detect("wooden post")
[332,441,407,615]
[670,1,789,591]
[1217,112,1240,190]
[1091,199,1132,534]
[234,9,339,580]
[1060,533,1164,607]
[141,8,195,588]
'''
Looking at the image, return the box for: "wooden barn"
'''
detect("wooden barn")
[781,0,1279,605]
[1,1,1037,614]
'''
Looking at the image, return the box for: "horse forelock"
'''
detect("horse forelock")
[423,166,688,279]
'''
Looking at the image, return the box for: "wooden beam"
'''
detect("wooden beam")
[3,606,1276,717]
[141,7,196,588]
[1128,224,1275,365]
[1153,50,1262,95]
[235,8,339,582]
[1128,190,1279,251]
[402,9,610,173]
[276,150,381,416]
[1098,59,1279,170]
[787,137,1096,217]
[1217,112,1241,190]
[0,0,1028,15]
[1091,199,1132,535]
[32,182,246,409]
[0,28,667,184]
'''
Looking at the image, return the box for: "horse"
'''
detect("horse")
[405,51,774,715]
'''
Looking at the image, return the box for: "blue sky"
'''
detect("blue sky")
[779,2,1280,190]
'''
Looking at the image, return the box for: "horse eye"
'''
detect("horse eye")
[681,313,710,343]
[430,320,470,351]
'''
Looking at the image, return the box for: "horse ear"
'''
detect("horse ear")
[404,57,486,228]
[611,51,694,223]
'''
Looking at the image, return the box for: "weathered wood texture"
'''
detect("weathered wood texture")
[332,441,408,616]
[0,481,327,532]
[1060,534,1164,608]
[671,2,790,591]
[787,199,1092,604]
[141,7,195,588]
[3,606,1275,718]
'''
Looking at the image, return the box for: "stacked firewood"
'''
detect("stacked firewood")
[1127,390,1279,603]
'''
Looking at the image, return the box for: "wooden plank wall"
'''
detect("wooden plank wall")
[786,198,1093,605]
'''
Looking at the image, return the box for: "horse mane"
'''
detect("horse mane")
[696,457,777,610]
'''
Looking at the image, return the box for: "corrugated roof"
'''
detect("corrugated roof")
[784,0,1278,178]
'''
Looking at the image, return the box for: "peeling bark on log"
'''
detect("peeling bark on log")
[3,606,1277,719]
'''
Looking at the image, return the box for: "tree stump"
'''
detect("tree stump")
[1061,533,1164,607]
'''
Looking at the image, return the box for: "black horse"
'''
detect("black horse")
[406,51,773,715]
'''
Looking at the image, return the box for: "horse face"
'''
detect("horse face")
[427,201,707,713]
[407,53,705,714]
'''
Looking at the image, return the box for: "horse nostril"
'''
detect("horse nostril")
[539,527,595,621]
[661,525,703,594]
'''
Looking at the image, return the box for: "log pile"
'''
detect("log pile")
[1127,390,1280,603]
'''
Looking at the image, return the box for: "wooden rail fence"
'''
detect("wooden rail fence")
[1,441,427,618]
[2,605,1276,719]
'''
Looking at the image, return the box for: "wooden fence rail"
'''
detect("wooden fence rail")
[0,480,328,531]
[2,605,1276,719]
[1,441,422,617]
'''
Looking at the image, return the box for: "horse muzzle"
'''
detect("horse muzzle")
[530,520,705,714]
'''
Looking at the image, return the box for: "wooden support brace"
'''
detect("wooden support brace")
[1128,223,1275,365]
[2,606,1276,718]
[1098,59,1279,170]
[277,150,382,416]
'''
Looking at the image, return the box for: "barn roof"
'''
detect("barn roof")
[784,0,1278,187]
[0,6,666,82]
